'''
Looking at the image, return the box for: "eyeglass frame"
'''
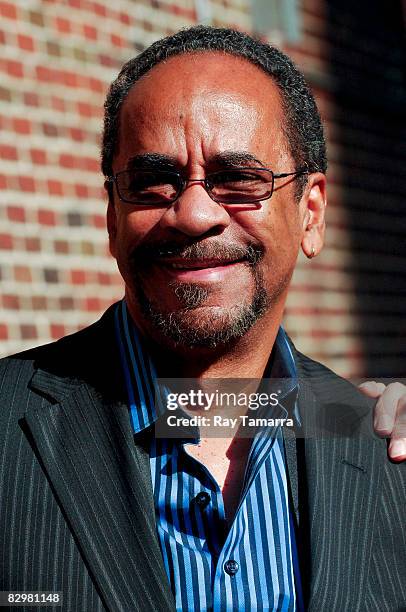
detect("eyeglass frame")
[106,165,309,206]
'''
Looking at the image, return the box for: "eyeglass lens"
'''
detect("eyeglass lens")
[116,169,274,205]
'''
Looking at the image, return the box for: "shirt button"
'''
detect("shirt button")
[195,491,211,508]
[224,559,239,575]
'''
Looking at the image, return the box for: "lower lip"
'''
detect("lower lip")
[157,261,246,281]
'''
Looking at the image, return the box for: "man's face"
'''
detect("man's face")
[108,52,325,350]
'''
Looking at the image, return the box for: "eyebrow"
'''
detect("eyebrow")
[125,150,266,171]
[126,153,179,170]
[210,151,266,168]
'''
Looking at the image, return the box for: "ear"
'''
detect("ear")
[105,180,117,259]
[300,172,327,259]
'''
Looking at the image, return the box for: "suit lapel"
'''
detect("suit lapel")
[24,308,175,612]
[282,426,300,524]
[294,349,383,611]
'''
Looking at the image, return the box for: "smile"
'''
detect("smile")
[159,257,246,270]
[154,258,248,281]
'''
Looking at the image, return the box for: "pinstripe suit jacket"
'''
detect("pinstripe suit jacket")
[1,304,405,612]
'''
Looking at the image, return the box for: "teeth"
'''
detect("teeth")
[164,260,237,269]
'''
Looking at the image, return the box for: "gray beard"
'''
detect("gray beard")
[133,263,270,349]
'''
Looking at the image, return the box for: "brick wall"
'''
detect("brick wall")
[1,0,405,377]
[283,1,406,377]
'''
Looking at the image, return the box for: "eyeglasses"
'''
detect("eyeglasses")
[106,166,308,207]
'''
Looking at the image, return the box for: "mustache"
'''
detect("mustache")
[130,239,265,267]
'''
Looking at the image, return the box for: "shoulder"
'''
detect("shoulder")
[0,303,119,400]
[285,336,379,442]
[287,336,375,409]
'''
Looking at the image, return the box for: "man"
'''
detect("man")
[1,26,405,612]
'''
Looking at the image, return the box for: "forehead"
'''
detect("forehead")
[116,52,287,164]
[121,51,284,122]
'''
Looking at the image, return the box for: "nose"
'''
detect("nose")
[159,181,231,237]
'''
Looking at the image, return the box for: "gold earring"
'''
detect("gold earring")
[307,246,315,259]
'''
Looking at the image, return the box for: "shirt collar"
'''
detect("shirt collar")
[115,299,300,434]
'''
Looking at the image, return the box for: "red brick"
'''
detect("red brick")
[89,77,105,93]
[14,266,32,282]
[98,272,112,285]
[119,12,131,25]
[0,2,17,20]
[59,153,74,168]
[92,2,107,17]
[59,296,75,310]
[54,240,69,254]
[42,123,59,137]
[20,324,37,340]
[19,176,35,192]
[50,324,65,339]
[0,87,11,102]
[0,234,13,249]
[172,5,194,18]
[3,294,19,309]
[7,206,25,223]
[36,65,51,81]
[85,157,99,172]
[63,71,77,87]
[29,10,44,27]
[47,40,61,57]
[38,209,56,226]
[30,148,47,165]
[55,17,72,33]
[75,183,88,198]
[5,59,23,78]
[88,186,104,200]
[13,118,31,134]
[98,54,117,68]
[0,174,7,189]
[83,24,98,40]
[77,102,94,117]
[17,34,35,52]
[85,297,101,311]
[32,296,47,310]
[110,33,126,48]
[0,324,8,340]
[25,237,41,251]
[47,179,64,196]
[92,214,106,229]
[0,144,17,160]
[70,128,85,141]
[51,96,66,112]
[71,269,86,284]
[24,92,39,106]
[81,241,94,255]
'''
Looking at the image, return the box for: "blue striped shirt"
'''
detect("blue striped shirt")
[114,299,302,611]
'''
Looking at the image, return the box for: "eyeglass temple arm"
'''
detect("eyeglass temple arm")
[273,166,309,179]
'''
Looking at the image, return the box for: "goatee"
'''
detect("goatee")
[129,239,271,349]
